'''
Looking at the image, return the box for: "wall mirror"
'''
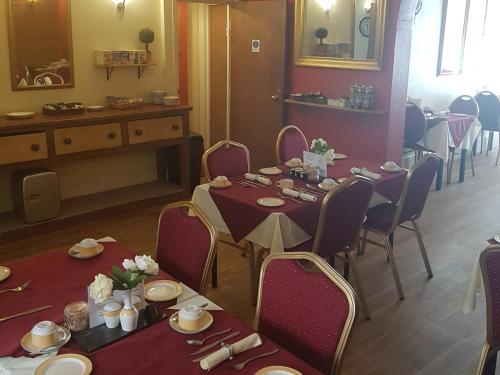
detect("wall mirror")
[7,0,74,90]
[293,0,387,70]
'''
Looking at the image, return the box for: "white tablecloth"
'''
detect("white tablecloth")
[192,184,392,254]
[463,247,483,314]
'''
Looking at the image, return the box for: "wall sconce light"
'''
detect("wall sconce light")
[113,0,126,13]
[27,0,37,6]
[316,0,336,16]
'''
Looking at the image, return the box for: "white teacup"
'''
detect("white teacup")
[276,178,294,190]
[178,305,204,331]
[103,302,121,329]
[322,178,337,188]
[285,158,302,168]
[383,161,400,171]
[31,321,66,349]
[77,238,99,257]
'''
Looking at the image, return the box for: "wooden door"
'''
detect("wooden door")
[230,0,287,170]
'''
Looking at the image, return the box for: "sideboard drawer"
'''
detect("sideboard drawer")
[0,133,48,166]
[54,123,122,155]
[128,116,183,145]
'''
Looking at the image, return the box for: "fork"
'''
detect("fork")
[0,280,31,294]
[231,348,279,370]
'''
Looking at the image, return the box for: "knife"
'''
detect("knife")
[189,330,240,356]
[0,305,53,323]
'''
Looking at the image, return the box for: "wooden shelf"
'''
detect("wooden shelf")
[284,99,386,115]
[95,64,156,80]
[0,181,185,236]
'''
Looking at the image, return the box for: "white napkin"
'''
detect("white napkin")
[244,173,272,186]
[97,236,116,242]
[0,353,57,375]
[282,188,317,202]
[350,167,382,181]
[200,333,262,370]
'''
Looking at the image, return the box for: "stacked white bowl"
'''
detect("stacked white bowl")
[151,90,167,105]
[162,96,179,107]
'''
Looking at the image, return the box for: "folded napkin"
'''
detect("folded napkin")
[244,173,272,186]
[200,333,262,370]
[350,167,382,181]
[282,188,317,202]
[0,353,57,375]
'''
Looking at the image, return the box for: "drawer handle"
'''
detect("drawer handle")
[63,137,72,145]
[30,144,40,151]
[172,124,179,131]
[135,129,143,136]
[108,132,117,140]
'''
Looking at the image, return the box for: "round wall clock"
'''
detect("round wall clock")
[359,16,370,38]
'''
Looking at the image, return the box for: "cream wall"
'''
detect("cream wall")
[0,0,179,212]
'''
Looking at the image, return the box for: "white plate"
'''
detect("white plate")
[86,105,105,111]
[380,165,402,173]
[318,182,337,191]
[255,366,302,375]
[285,161,302,168]
[144,280,182,302]
[0,266,11,282]
[259,167,282,175]
[452,113,470,117]
[68,244,104,259]
[22,326,71,354]
[168,310,213,334]
[5,112,35,119]
[257,197,285,207]
[209,180,232,189]
[333,153,347,160]
[35,354,92,375]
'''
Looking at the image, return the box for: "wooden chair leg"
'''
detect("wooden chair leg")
[475,342,490,375]
[246,241,258,306]
[381,233,405,300]
[348,250,371,320]
[211,253,218,288]
[412,220,433,278]
[470,150,475,177]
[358,228,368,255]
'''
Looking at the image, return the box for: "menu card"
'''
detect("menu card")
[303,151,327,177]
[88,282,146,328]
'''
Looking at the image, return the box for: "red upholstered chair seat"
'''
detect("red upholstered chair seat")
[364,203,397,232]
[202,140,250,180]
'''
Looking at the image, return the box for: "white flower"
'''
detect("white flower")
[122,259,137,271]
[134,255,159,275]
[89,274,113,303]
[310,139,317,149]
[324,148,335,164]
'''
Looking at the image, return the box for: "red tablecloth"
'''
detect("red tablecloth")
[447,114,475,148]
[209,157,406,243]
[0,243,322,375]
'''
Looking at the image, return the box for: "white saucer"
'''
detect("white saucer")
[318,182,337,191]
[168,310,213,334]
[209,180,232,189]
[21,326,71,354]
[259,167,282,175]
[68,244,104,259]
[333,153,347,160]
[86,105,105,111]
[35,354,92,375]
[285,161,302,168]
[0,266,11,282]
[144,280,182,302]
[5,112,35,119]
[255,366,302,375]
[257,197,285,207]
[380,165,402,173]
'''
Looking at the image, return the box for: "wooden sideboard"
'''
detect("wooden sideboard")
[0,104,192,236]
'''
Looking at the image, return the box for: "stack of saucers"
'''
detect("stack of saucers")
[162,96,179,107]
[151,90,167,105]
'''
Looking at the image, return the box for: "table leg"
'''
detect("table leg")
[246,241,258,306]
[459,149,467,183]
[447,148,455,184]
[435,159,443,191]
[343,253,350,281]
[489,131,494,152]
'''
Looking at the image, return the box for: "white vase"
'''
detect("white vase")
[120,290,138,332]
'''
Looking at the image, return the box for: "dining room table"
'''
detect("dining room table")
[0,241,323,374]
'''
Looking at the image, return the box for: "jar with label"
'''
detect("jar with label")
[64,301,89,332]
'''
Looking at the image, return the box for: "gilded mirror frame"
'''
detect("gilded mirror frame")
[6,0,75,91]
[293,0,387,70]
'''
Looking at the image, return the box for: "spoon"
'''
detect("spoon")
[186,327,232,345]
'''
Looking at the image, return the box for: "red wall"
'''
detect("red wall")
[287,0,414,163]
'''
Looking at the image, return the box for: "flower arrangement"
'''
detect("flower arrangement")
[89,255,159,303]
[310,138,330,155]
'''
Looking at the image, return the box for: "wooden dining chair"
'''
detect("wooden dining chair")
[404,102,431,162]
[361,153,439,300]
[255,251,357,375]
[475,91,500,165]
[202,140,250,181]
[275,125,308,164]
[476,245,500,375]
[155,201,218,295]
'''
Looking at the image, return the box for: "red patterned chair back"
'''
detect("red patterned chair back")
[255,252,356,375]
[404,102,427,144]
[202,140,250,180]
[475,91,500,132]
[275,125,308,164]
[394,153,439,227]
[480,245,500,348]
[313,176,374,257]
[155,201,218,295]
[449,95,479,116]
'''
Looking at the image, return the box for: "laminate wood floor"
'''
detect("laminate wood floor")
[1,151,498,374]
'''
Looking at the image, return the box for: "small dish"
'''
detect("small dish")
[285,161,302,168]
[68,244,104,259]
[5,112,35,119]
[254,366,302,375]
[380,165,402,173]
[86,105,105,112]
[333,153,347,160]
[209,180,232,189]
[318,182,336,191]
[259,167,282,175]
[169,310,213,334]
[0,266,11,282]
[35,353,92,375]
[22,326,71,354]
[144,280,182,302]
[257,197,285,207]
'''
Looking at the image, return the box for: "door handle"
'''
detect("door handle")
[271,89,282,102]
